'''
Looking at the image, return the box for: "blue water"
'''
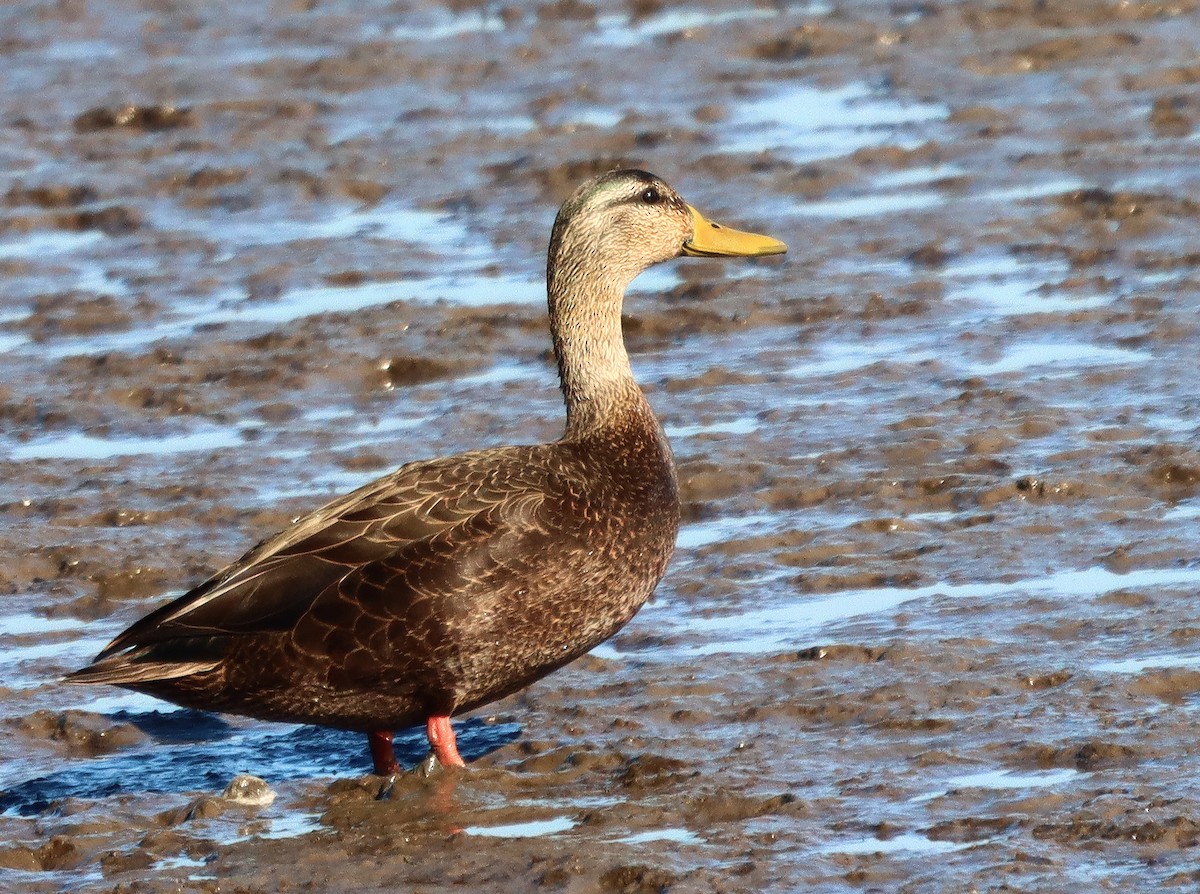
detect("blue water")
[0,712,520,817]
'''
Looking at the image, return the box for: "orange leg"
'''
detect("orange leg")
[367,730,401,776]
[426,715,466,768]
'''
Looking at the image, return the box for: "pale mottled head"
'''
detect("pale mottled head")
[547,169,786,291]
[546,170,786,428]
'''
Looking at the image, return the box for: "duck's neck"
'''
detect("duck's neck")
[547,254,648,440]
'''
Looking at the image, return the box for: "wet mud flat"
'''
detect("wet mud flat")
[3,0,1200,891]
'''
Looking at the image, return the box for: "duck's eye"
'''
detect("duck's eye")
[640,187,662,205]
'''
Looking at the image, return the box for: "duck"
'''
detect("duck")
[67,169,787,776]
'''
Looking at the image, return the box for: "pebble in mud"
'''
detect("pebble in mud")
[221,774,277,807]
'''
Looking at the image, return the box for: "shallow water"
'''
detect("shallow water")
[9,427,256,461]
[666,564,1200,657]
[825,831,979,856]
[728,81,948,160]
[463,815,577,838]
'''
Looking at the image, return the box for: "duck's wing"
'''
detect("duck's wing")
[82,444,561,665]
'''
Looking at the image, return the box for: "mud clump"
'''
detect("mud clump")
[1023,669,1072,689]
[600,864,677,894]
[1149,95,1199,136]
[1125,669,1200,703]
[373,354,464,389]
[1150,462,1200,496]
[925,816,1017,843]
[5,183,99,207]
[7,836,85,872]
[752,23,867,62]
[1019,740,1142,771]
[684,791,799,824]
[54,205,142,234]
[616,754,695,791]
[1033,815,1200,848]
[1023,33,1142,69]
[0,846,43,872]
[13,710,147,757]
[99,847,155,874]
[969,33,1142,74]
[24,292,135,339]
[160,795,228,826]
[74,104,193,131]
[794,643,889,663]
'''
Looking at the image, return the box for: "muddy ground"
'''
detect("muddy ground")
[2,0,1200,891]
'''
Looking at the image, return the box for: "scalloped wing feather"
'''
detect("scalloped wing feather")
[88,444,560,662]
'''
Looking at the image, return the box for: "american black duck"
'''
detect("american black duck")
[68,169,787,775]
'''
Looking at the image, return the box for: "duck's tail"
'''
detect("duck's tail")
[64,651,218,686]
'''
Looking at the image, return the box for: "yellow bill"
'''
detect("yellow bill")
[682,205,787,258]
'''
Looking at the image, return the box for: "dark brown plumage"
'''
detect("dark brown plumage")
[67,170,786,774]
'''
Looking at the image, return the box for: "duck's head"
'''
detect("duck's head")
[548,169,786,291]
